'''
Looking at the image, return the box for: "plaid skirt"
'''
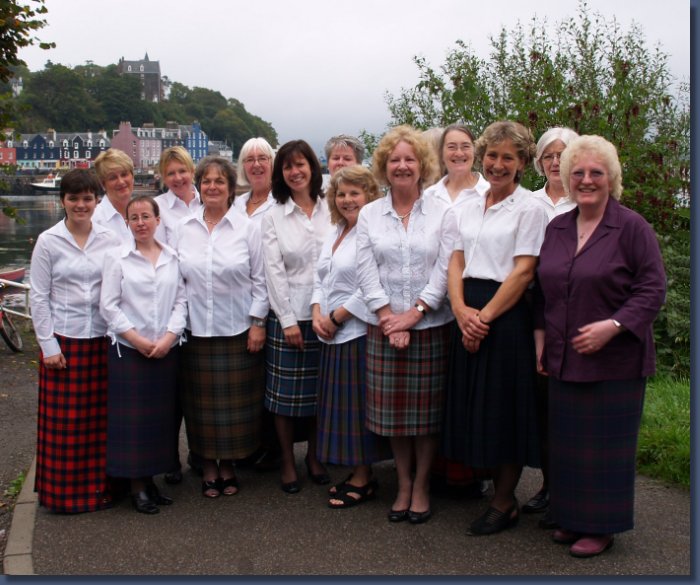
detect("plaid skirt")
[316,336,391,465]
[442,279,540,469]
[106,344,179,477]
[549,377,646,534]
[35,335,112,513]
[180,332,264,460]
[366,323,451,437]
[264,313,320,417]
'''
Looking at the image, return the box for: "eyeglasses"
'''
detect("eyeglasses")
[128,213,156,223]
[243,156,270,165]
[541,152,563,163]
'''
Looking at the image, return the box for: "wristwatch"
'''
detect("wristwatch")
[329,310,343,328]
[251,317,267,328]
[611,318,623,329]
[414,302,427,317]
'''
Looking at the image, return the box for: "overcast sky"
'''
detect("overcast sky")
[18,0,691,156]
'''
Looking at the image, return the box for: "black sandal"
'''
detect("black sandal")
[202,478,222,498]
[221,476,239,496]
[328,480,377,509]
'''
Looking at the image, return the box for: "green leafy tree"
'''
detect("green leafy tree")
[1,0,54,218]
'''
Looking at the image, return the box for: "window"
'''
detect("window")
[74,150,79,158]
[140,65,144,72]
[48,141,54,148]
[87,140,92,147]
[128,65,132,72]
[74,142,78,149]
[62,140,68,147]
[86,150,91,158]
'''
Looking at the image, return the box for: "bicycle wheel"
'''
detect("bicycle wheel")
[0,310,23,352]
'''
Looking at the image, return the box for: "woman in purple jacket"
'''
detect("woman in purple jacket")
[534,135,666,558]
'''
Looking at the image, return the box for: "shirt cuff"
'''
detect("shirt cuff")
[39,337,61,359]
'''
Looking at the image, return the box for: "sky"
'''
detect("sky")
[17,0,692,156]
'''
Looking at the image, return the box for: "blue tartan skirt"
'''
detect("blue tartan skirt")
[549,377,646,534]
[365,323,451,437]
[264,313,321,417]
[315,335,391,466]
[36,335,112,513]
[442,278,540,469]
[180,331,264,460]
[106,343,179,477]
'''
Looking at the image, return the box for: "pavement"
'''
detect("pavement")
[2,436,692,577]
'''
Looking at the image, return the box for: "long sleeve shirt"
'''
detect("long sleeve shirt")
[154,188,202,247]
[356,192,457,329]
[175,206,268,337]
[30,220,121,357]
[261,197,331,328]
[100,240,187,349]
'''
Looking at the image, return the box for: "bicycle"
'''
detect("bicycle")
[0,283,23,352]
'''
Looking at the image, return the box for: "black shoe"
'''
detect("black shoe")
[146,482,173,506]
[468,502,519,536]
[132,491,159,514]
[163,470,182,485]
[388,509,410,523]
[281,480,301,494]
[522,488,549,513]
[304,458,330,485]
[538,508,559,529]
[408,509,432,524]
[254,448,281,472]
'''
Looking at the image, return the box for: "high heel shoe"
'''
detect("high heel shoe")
[304,458,330,485]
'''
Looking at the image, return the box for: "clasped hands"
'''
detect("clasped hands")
[378,310,421,350]
[456,306,490,353]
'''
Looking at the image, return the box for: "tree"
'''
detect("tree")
[1,0,54,219]
[384,0,689,233]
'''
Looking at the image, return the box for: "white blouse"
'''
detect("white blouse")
[234,191,277,226]
[356,192,458,329]
[423,173,490,211]
[530,186,576,221]
[175,206,269,337]
[456,185,548,283]
[154,188,202,247]
[310,224,369,345]
[100,241,187,349]
[92,195,132,242]
[261,197,331,328]
[30,220,121,357]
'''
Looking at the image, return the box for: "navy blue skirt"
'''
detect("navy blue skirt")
[106,343,179,477]
[549,377,646,534]
[442,279,540,469]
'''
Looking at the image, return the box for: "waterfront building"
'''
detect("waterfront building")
[4,129,110,170]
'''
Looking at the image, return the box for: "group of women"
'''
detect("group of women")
[31,121,666,559]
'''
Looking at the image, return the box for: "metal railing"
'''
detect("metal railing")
[0,279,31,320]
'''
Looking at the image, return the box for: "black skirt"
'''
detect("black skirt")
[442,278,540,469]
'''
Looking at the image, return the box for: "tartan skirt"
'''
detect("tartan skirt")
[442,279,540,469]
[365,323,451,437]
[35,335,112,513]
[264,313,321,417]
[106,344,179,477]
[316,336,391,465]
[549,377,646,534]
[180,331,264,460]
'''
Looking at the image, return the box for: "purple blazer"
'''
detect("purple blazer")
[535,197,666,382]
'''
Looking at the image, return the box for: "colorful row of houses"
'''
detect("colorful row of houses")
[0,121,233,173]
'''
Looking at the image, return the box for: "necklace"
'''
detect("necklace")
[396,209,412,221]
[203,211,221,225]
[248,195,267,206]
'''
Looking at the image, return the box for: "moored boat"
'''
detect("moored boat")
[30,174,61,193]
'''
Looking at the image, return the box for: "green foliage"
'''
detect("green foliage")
[11,64,279,154]
[637,375,690,488]
[654,224,691,378]
[383,0,690,375]
[3,471,26,498]
[384,0,689,233]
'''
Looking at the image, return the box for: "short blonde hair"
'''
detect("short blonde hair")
[326,165,381,225]
[159,146,195,178]
[560,135,623,200]
[372,125,438,190]
[94,148,134,183]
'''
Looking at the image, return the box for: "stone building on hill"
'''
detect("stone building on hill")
[117,53,163,102]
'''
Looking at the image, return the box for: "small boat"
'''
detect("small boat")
[0,267,26,284]
[30,173,61,192]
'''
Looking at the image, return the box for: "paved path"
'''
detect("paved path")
[4,441,691,577]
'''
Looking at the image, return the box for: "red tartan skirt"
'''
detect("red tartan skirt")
[35,335,112,513]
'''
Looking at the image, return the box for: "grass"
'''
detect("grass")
[637,374,690,488]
